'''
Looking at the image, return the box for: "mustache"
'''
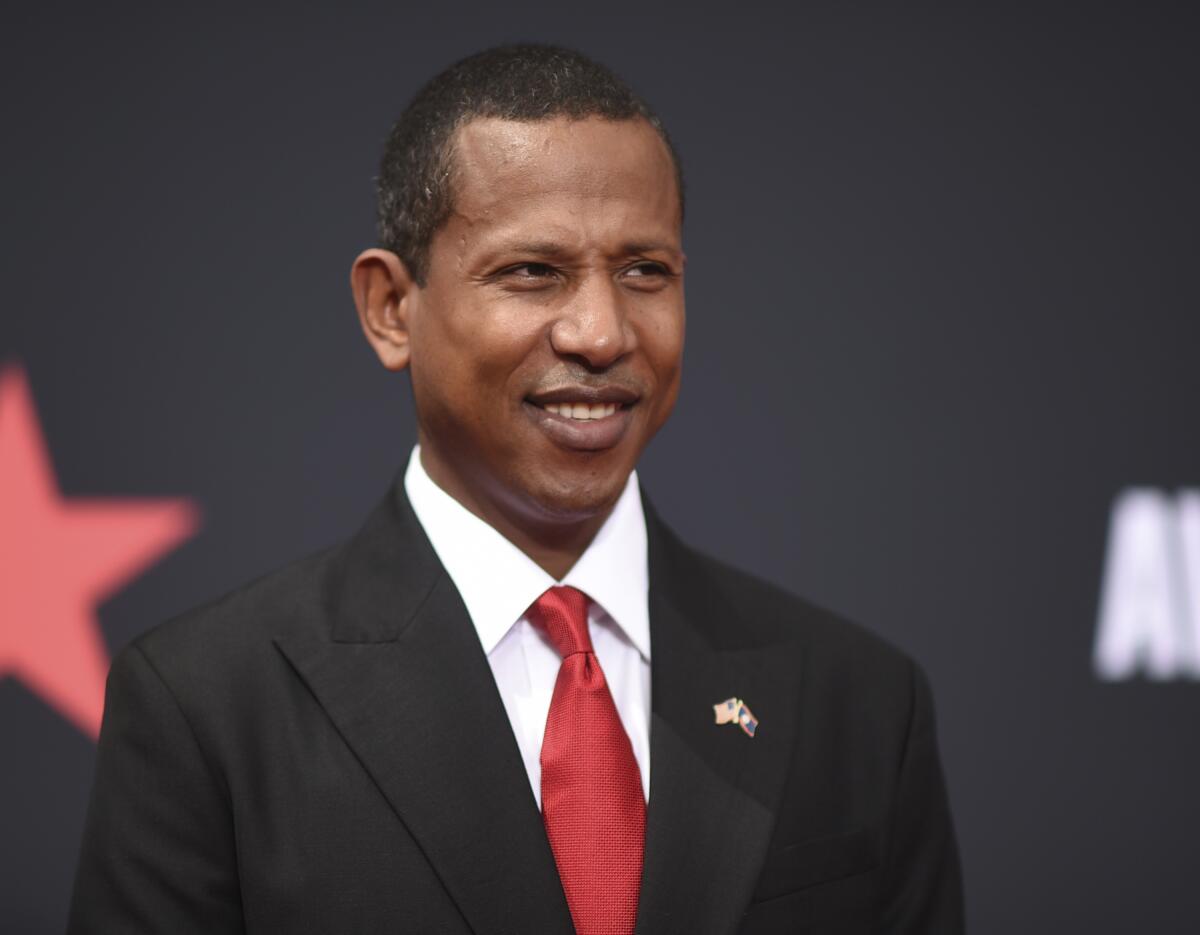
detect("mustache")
[528,367,644,397]
[526,367,644,405]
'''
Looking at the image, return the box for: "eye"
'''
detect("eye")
[620,260,674,289]
[489,262,561,292]
[625,261,669,277]
[503,262,557,279]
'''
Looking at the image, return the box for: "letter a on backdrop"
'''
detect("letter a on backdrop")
[1094,488,1200,680]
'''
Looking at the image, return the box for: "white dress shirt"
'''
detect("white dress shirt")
[403,446,652,807]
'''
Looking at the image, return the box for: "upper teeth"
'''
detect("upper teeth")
[542,402,619,420]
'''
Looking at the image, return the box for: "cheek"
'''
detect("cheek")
[470,317,550,407]
[412,297,547,408]
[640,307,685,400]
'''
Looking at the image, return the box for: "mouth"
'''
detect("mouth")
[523,386,640,451]
[538,400,624,421]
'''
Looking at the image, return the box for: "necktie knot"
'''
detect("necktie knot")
[528,585,593,658]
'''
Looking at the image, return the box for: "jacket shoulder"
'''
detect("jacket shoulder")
[129,544,339,681]
[683,541,920,685]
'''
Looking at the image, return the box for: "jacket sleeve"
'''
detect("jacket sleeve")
[67,641,245,934]
[879,660,966,934]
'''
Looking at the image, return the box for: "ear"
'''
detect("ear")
[350,248,419,372]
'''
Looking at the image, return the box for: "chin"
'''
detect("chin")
[518,466,629,523]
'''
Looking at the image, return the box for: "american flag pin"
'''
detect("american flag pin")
[713,697,758,737]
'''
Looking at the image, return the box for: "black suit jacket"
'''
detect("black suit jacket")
[68,477,964,934]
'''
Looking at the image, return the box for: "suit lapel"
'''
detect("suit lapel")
[275,480,573,935]
[274,476,801,935]
[635,499,803,935]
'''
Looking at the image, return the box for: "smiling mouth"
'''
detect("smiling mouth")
[523,389,639,451]
[526,383,641,420]
[537,401,624,421]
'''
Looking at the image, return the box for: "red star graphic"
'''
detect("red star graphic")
[0,364,199,739]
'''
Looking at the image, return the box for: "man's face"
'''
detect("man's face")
[406,115,685,526]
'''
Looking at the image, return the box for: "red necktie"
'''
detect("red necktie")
[528,585,646,935]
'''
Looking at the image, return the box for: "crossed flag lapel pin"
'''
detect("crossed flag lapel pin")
[713,697,758,737]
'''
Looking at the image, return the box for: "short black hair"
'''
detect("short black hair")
[376,44,684,284]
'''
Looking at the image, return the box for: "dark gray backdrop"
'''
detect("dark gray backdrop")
[3,4,1198,932]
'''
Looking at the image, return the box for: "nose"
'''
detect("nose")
[549,274,635,370]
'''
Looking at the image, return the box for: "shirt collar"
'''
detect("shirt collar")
[403,446,650,662]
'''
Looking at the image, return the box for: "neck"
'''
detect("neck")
[499,513,608,581]
[418,448,613,581]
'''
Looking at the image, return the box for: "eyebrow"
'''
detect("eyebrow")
[620,241,682,257]
[488,239,683,259]
[496,241,571,258]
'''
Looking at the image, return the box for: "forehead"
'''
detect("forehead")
[441,116,681,249]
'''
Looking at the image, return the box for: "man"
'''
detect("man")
[68,45,963,934]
